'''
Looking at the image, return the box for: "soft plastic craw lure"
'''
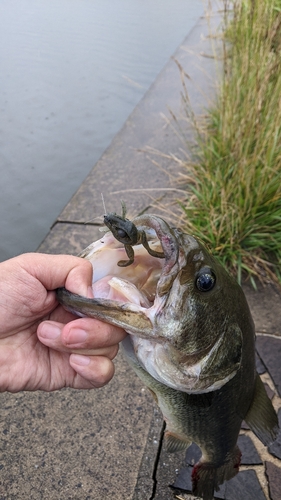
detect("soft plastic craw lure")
[103,203,165,267]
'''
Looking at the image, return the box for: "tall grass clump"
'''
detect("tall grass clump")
[180,0,281,286]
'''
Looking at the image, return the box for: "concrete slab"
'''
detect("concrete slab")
[243,283,281,336]
[38,222,103,255]
[0,355,159,500]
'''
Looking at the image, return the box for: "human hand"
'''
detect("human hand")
[0,253,126,392]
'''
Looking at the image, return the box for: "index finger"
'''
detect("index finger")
[38,317,127,352]
[62,317,127,349]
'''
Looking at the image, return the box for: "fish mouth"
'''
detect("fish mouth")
[56,228,166,336]
[75,228,168,334]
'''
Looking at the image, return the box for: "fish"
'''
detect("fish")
[56,212,279,500]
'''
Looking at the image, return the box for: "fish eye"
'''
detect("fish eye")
[196,269,216,292]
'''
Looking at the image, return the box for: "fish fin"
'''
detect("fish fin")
[147,388,158,404]
[164,431,191,453]
[192,445,241,500]
[244,373,279,445]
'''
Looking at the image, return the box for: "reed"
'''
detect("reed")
[178,0,281,287]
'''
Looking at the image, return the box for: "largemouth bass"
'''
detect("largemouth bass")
[57,213,278,500]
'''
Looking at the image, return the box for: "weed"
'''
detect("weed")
[178,0,281,286]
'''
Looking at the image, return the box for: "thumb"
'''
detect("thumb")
[20,253,93,296]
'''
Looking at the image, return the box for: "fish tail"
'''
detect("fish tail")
[192,445,241,500]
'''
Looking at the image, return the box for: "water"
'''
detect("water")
[0,0,204,261]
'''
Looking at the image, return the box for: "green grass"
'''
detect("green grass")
[178,0,281,287]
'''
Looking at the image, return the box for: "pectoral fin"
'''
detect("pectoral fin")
[244,373,279,445]
[164,431,191,453]
[56,287,153,335]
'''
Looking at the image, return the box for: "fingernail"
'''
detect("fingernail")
[71,354,90,366]
[40,322,61,340]
[67,328,88,345]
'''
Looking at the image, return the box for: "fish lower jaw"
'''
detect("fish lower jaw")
[148,365,237,394]
[133,337,238,394]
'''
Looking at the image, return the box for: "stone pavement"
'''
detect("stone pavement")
[1,2,281,499]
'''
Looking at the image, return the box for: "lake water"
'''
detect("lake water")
[0,0,204,261]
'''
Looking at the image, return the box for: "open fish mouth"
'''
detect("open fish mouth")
[81,228,165,310]
[58,227,170,337]
[57,214,242,394]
